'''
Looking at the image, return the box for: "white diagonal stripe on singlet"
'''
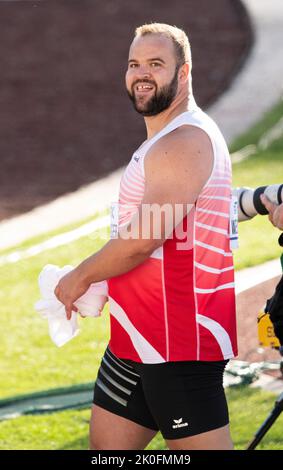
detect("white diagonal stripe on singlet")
[210,178,231,183]
[195,240,233,256]
[194,261,234,274]
[199,195,231,202]
[109,297,165,363]
[213,174,231,179]
[213,169,231,175]
[120,182,143,198]
[123,168,145,188]
[196,314,234,358]
[150,246,163,260]
[127,164,145,183]
[118,198,139,209]
[207,184,231,188]
[121,176,144,194]
[197,208,229,218]
[195,282,235,293]
[196,222,228,235]
[119,190,142,203]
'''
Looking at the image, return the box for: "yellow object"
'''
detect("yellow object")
[257,309,280,348]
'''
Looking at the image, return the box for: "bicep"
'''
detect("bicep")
[139,128,213,241]
[142,128,213,211]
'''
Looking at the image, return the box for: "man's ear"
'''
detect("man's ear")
[179,63,190,83]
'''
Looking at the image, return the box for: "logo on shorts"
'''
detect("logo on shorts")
[172,418,188,429]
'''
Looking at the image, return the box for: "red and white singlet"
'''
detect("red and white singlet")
[108,104,237,363]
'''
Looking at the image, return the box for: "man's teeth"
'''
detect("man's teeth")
[136,84,153,90]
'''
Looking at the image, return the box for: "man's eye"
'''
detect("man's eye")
[129,63,138,68]
[151,62,161,67]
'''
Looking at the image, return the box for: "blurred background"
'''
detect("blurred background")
[0,0,251,220]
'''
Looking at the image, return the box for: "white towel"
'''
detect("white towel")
[34,264,108,347]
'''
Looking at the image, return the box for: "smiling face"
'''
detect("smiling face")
[125,34,181,116]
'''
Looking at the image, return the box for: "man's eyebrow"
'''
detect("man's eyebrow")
[148,58,166,64]
[128,57,166,64]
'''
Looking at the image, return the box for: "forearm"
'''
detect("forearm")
[76,237,155,285]
[76,200,173,285]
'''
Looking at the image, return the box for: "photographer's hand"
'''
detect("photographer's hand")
[261,194,283,230]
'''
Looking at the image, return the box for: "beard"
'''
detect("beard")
[127,67,179,116]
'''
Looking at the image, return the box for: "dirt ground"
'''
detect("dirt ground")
[236,276,283,366]
[0,0,252,221]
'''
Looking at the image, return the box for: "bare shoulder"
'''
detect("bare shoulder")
[142,125,214,205]
[167,124,213,149]
[144,124,213,180]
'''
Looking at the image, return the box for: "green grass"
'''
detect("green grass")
[231,101,283,269]
[0,229,111,398]
[230,99,283,153]
[0,409,166,450]
[0,386,282,450]
[234,216,281,270]
[0,210,107,257]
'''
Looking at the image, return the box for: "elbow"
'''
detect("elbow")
[137,238,164,257]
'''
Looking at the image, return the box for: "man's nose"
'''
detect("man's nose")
[137,65,152,79]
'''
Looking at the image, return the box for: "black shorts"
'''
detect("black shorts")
[93,345,229,440]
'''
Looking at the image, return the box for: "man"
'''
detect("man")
[261,195,283,230]
[55,23,237,450]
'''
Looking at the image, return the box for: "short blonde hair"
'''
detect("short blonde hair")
[134,23,192,69]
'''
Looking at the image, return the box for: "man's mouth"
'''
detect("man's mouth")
[134,83,155,93]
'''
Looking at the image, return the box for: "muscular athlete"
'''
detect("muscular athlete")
[55,23,236,450]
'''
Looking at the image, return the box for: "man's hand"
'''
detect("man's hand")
[261,194,283,230]
[54,268,90,320]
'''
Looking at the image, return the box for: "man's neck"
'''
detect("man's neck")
[144,92,195,140]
